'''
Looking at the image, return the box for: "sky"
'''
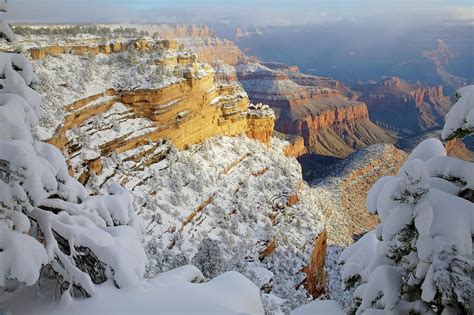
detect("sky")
[6,0,474,26]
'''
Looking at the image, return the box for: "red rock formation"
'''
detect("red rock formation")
[44,52,274,182]
[238,63,394,157]
[354,77,452,134]
[422,39,455,68]
[246,115,275,146]
[302,230,327,297]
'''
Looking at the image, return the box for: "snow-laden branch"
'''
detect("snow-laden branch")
[442,85,474,141]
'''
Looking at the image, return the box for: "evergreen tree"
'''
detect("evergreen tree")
[340,86,474,314]
[191,238,228,279]
[0,2,146,299]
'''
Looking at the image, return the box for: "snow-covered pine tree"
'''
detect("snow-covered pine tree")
[0,2,146,300]
[191,238,228,279]
[340,86,474,314]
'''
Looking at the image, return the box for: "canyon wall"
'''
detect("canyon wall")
[34,43,274,184]
[354,77,452,134]
[276,102,393,157]
[48,73,274,183]
[28,38,178,60]
[237,63,394,157]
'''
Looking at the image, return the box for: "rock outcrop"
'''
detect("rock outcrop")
[274,131,307,158]
[28,38,177,60]
[445,138,474,161]
[128,29,392,158]
[32,41,274,184]
[421,39,468,94]
[354,77,452,134]
[237,63,394,157]
[302,230,327,297]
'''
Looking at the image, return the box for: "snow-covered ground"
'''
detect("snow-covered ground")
[3,266,264,315]
[88,133,328,312]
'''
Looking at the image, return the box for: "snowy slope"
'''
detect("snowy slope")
[0,24,266,314]
[19,35,331,312]
[92,134,327,311]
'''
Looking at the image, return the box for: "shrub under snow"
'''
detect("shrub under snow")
[340,86,474,314]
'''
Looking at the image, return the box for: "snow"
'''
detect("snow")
[247,103,275,117]
[408,138,446,161]
[292,300,345,315]
[340,130,473,313]
[0,229,48,286]
[0,39,269,314]
[2,267,265,315]
[339,231,379,286]
[133,136,324,309]
[442,85,474,140]
[0,17,152,300]
[0,24,336,314]
[0,20,14,42]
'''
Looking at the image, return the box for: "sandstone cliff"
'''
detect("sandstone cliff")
[274,131,307,158]
[25,38,274,185]
[28,38,178,60]
[46,62,274,183]
[120,30,392,158]
[237,63,394,157]
[354,77,452,134]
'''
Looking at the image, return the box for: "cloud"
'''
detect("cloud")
[4,0,472,27]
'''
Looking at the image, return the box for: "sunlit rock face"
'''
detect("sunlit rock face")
[235,62,394,158]
[134,27,392,158]
[27,39,274,184]
[445,138,473,161]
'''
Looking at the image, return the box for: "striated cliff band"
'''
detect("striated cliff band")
[33,41,275,184]
[353,77,453,134]
[236,62,395,157]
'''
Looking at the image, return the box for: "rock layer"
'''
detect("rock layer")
[237,63,394,157]
[445,138,474,161]
[39,44,274,184]
[28,38,178,60]
[354,77,452,134]
[302,230,327,297]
